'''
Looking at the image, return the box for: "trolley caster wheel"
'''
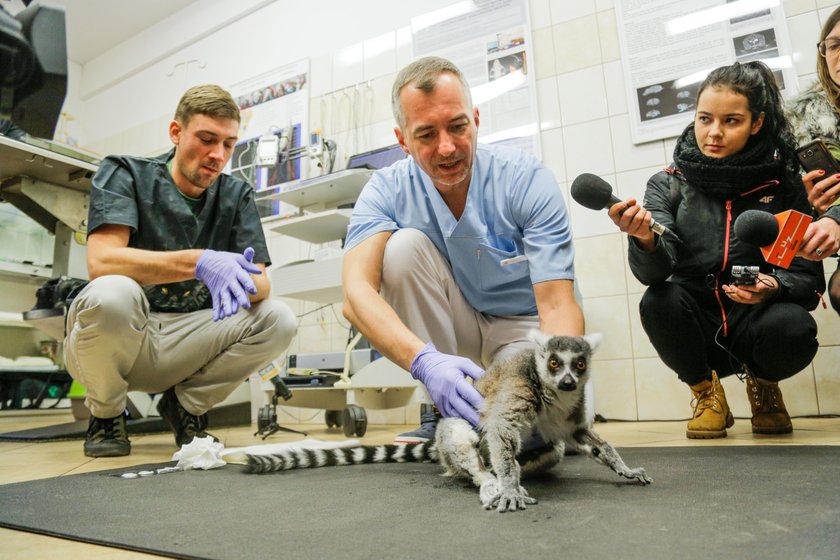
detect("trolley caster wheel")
[342,405,367,437]
[325,409,343,428]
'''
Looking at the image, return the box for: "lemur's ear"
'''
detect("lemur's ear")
[528,329,552,348]
[584,333,602,352]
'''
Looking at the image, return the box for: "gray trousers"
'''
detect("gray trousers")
[63,275,298,418]
[380,228,541,372]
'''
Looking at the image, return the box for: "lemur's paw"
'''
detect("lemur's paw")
[494,486,537,513]
[620,466,652,485]
[480,480,500,509]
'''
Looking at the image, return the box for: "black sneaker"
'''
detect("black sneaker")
[156,388,218,447]
[84,414,131,457]
[394,404,440,443]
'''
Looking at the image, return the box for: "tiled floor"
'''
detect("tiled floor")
[1,410,839,559]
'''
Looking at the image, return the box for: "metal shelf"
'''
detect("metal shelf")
[266,208,352,244]
[271,257,342,304]
[255,168,372,211]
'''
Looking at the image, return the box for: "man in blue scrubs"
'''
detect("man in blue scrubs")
[342,57,583,442]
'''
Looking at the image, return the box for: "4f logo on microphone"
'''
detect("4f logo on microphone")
[759,196,774,204]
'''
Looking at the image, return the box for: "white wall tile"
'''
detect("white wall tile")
[783,0,817,17]
[536,76,562,130]
[333,43,364,91]
[562,118,615,179]
[310,94,331,137]
[552,16,602,74]
[634,357,689,420]
[812,297,840,346]
[719,375,751,419]
[610,114,668,173]
[796,72,819,89]
[779,365,820,417]
[591,359,638,420]
[603,60,627,115]
[569,185,619,239]
[364,31,397,81]
[574,234,628,298]
[788,11,822,78]
[663,136,678,162]
[370,73,397,125]
[594,0,613,11]
[549,0,596,24]
[582,294,633,360]
[539,126,566,180]
[532,27,557,80]
[310,54,333,98]
[396,26,412,70]
[596,9,620,62]
[627,291,658,358]
[813,345,840,414]
[529,0,552,30]
[615,165,664,203]
[368,119,400,151]
[557,66,608,126]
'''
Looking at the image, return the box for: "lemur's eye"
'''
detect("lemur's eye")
[575,359,587,371]
[548,358,560,369]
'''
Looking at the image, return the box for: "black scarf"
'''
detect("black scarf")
[673,124,786,199]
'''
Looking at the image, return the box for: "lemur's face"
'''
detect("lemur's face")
[532,333,602,393]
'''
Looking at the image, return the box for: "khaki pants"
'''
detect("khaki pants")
[63,275,297,418]
[380,228,542,374]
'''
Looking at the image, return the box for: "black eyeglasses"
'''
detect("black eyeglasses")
[818,39,840,58]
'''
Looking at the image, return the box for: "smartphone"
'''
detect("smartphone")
[796,139,840,175]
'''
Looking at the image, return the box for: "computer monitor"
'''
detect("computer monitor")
[346,144,407,170]
[0,3,67,139]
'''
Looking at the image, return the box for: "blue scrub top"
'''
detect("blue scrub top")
[344,144,575,316]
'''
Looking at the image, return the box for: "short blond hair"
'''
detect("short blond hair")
[174,84,240,125]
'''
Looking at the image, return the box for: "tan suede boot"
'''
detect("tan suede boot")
[746,375,793,435]
[686,371,734,439]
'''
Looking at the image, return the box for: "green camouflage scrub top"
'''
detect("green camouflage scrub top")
[87,149,270,313]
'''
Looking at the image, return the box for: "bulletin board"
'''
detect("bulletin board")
[614,0,797,144]
[410,0,540,155]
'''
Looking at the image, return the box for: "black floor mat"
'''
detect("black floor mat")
[0,417,169,441]
[0,446,837,560]
[0,402,250,441]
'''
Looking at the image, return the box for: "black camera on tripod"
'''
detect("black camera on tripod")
[730,265,760,286]
[255,375,306,439]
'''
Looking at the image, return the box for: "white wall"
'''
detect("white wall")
[67,0,840,423]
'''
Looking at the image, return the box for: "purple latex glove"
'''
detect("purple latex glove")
[410,342,485,426]
[195,247,262,321]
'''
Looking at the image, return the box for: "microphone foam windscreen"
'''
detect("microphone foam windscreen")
[734,209,779,247]
[570,173,614,210]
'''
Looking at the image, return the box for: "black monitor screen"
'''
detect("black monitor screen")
[346,144,406,170]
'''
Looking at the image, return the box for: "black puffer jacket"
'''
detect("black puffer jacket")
[628,164,825,312]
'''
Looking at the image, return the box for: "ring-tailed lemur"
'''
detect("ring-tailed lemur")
[245,331,652,512]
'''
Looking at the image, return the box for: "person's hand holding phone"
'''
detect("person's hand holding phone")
[802,169,840,214]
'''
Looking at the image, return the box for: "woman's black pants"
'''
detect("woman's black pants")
[639,282,818,386]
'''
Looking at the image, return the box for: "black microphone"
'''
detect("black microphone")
[570,173,667,236]
[733,210,778,247]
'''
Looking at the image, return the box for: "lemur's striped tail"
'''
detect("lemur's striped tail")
[245,441,438,474]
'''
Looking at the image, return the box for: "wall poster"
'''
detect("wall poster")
[411,0,540,155]
[615,0,796,144]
